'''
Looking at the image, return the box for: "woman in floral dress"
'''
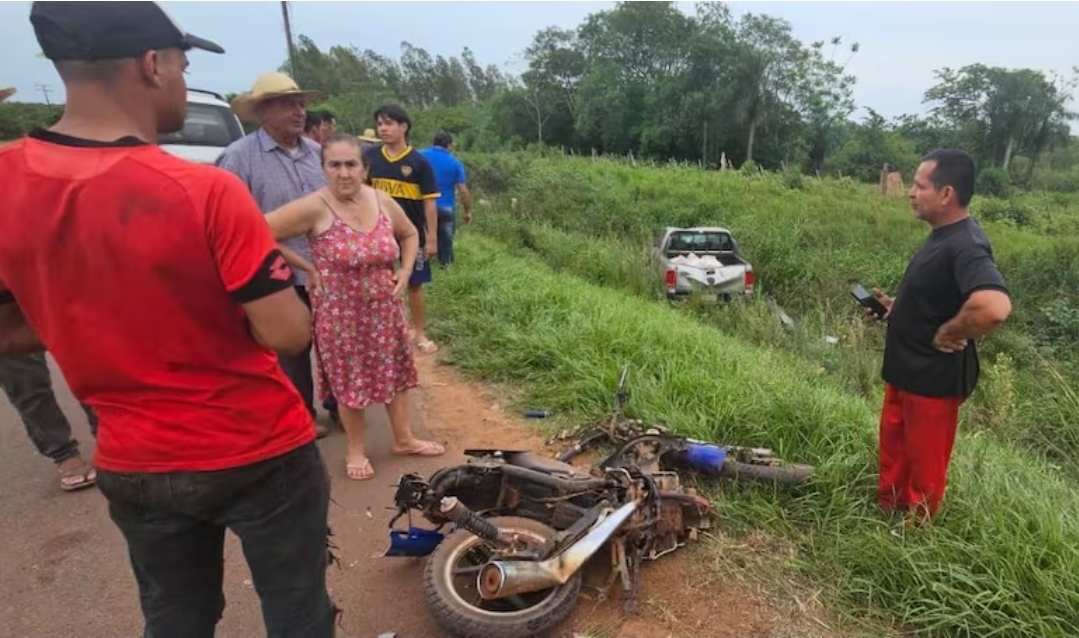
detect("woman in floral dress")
[265,133,445,480]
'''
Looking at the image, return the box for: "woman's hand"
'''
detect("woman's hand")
[306,267,325,296]
[380,191,421,279]
[392,267,411,298]
[276,244,322,296]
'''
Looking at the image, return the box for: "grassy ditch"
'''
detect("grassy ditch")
[462,152,1079,357]
[426,233,1079,638]
[469,211,1079,475]
[460,151,1079,474]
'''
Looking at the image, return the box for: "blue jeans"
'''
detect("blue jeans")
[436,207,456,266]
[96,442,340,638]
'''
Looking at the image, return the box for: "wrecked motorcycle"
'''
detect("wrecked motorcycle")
[385,442,714,638]
[383,364,813,638]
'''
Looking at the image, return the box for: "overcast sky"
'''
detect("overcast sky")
[2,1,1077,126]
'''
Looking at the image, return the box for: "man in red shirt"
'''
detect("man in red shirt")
[0,3,339,635]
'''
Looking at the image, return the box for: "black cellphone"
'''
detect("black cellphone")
[852,284,888,319]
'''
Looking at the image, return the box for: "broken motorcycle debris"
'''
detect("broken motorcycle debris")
[552,364,815,486]
[382,364,814,638]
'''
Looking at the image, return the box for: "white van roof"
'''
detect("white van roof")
[186,88,230,107]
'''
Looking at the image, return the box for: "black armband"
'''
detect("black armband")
[0,290,14,306]
[230,249,296,304]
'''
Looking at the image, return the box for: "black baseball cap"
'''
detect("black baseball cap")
[31,1,225,62]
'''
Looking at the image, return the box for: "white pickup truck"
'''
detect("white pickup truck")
[654,226,755,302]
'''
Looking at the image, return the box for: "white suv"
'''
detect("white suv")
[158,88,245,165]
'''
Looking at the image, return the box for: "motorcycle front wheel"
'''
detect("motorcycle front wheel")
[719,459,815,485]
[423,516,582,638]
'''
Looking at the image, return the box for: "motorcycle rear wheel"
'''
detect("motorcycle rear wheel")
[423,516,583,638]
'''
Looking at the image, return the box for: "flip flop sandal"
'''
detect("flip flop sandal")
[58,459,97,492]
[346,458,374,481]
[393,440,446,457]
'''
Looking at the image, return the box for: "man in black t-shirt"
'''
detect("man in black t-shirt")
[867,149,1012,524]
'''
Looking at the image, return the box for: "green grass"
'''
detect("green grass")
[467,211,1079,474]
[427,234,1079,638]
[463,152,1079,333]
[460,152,1079,472]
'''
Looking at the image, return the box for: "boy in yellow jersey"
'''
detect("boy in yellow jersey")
[365,104,440,353]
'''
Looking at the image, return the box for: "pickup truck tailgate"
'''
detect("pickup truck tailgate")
[672,263,744,289]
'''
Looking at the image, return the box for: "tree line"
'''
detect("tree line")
[4,2,1076,191]
[284,2,1077,192]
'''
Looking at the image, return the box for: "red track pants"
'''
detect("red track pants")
[877,383,965,518]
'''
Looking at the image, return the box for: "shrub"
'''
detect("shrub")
[976,167,1012,199]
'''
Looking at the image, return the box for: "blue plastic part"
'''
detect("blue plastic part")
[384,527,445,557]
[683,443,727,472]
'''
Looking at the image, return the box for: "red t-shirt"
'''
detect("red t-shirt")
[0,130,316,473]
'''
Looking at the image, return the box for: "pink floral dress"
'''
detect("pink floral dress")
[308,192,418,410]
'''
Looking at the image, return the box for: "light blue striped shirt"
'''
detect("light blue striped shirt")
[216,128,325,287]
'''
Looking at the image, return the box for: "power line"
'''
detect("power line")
[34,83,53,106]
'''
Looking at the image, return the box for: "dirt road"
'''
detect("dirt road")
[0,353,851,638]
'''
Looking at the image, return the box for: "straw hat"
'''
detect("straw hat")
[358,128,380,143]
[230,72,323,121]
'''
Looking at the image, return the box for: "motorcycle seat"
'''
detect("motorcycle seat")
[502,451,592,478]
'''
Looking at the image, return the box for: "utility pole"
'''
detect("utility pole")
[281,1,297,79]
[34,83,52,106]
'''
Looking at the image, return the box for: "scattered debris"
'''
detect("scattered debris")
[769,299,795,329]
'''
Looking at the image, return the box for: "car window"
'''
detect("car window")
[667,231,733,252]
[158,102,243,147]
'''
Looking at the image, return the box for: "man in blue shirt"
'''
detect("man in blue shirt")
[421,132,472,267]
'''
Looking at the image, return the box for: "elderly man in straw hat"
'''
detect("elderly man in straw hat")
[217,72,341,433]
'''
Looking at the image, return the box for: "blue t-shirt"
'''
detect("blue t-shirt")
[419,146,466,211]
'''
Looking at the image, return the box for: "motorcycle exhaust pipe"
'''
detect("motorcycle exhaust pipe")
[476,499,640,601]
